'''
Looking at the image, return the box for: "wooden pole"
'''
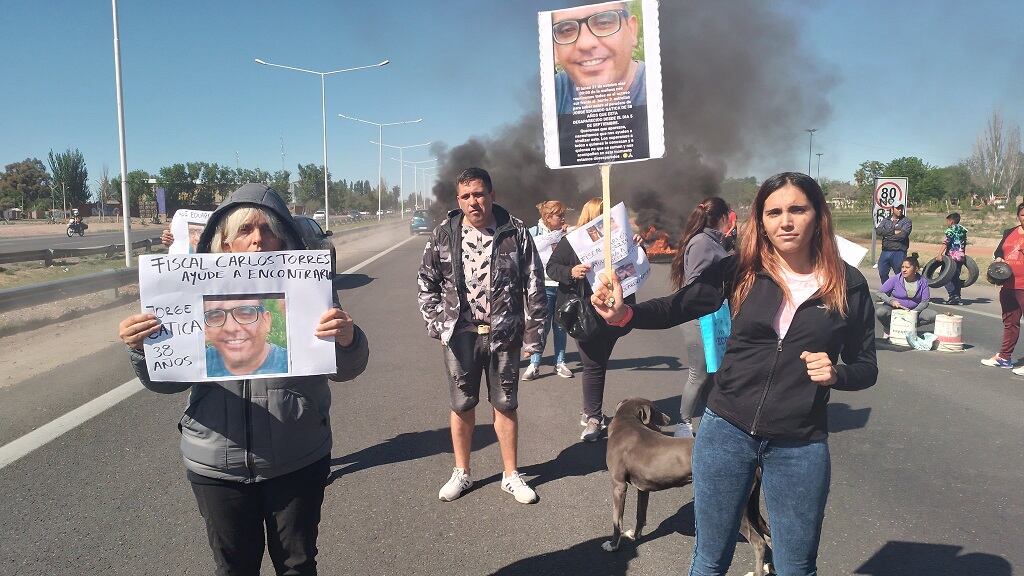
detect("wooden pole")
[600,164,612,282]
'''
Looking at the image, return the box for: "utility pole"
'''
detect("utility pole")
[816,152,823,181]
[805,128,817,175]
[280,137,286,172]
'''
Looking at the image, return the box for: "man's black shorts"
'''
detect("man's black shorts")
[442,330,520,413]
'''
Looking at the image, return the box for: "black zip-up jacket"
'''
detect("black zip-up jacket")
[625,255,877,440]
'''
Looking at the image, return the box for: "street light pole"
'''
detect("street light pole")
[375,141,431,217]
[255,57,389,230]
[111,0,132,266]
[389,157,436,211]
[805,128,817,175]
[339,114,422,221]
[816,152,823,181]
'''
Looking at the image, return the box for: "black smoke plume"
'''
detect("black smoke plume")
[431,0,832,240]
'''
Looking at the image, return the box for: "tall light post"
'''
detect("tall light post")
[374,141,431,216]
[255,57,389,230]
[391,158,436,209]
[111,0,132,265]
[419,166,438,209]
[805,128,817,175]
[816,152,823,181]
[339,114,422,220]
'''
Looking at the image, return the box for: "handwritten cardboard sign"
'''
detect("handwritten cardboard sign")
[137,250,336,381]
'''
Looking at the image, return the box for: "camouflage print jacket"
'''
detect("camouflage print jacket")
[417,204,548,353]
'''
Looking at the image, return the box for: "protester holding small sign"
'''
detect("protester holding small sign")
[668,196,731,438]
[525,200,572,380]
[117,183,369,576]
[876,253,936,337]
[593,173,877,576]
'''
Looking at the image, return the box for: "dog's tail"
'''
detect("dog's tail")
[747,468,771,537]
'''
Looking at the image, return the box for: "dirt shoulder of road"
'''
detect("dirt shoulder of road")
[0,219,164,238]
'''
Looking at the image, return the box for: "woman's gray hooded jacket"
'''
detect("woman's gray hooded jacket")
[127,183,369,483]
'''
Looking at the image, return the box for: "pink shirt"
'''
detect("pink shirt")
[773,268,821,339]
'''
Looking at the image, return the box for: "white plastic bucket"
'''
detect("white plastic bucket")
[889,309,918,347]
[935,314,964,352]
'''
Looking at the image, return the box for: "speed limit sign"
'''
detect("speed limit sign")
[873,178,908,226]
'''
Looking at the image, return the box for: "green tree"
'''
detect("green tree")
[853,160,885,196]
[269,170,291,204]
[294,164,333,211]
[0,158,52,212]
[47,148,90,207]
[883,156,932,202]
[157,163,201,209]
[110,169,153,212]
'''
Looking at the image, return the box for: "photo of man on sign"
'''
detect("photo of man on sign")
[203,293,289,378]
[553,2,645,115]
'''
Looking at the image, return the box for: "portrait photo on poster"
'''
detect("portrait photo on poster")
[539,0,664,169]
[169,209,212,255]
[203,293,290,378]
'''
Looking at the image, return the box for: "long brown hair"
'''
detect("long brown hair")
[731,172,848,317]
[671,197,731,289]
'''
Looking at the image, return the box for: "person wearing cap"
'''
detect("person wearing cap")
[983,202,1024,373]
[417,167,548,504]
[874,203,912,283]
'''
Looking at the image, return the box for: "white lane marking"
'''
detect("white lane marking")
[0,235,416,471]
[931,303,1001,320]
[0,379,143,469]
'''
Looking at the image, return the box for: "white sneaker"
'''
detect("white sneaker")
[1012,365,1024,376]
[501,471,538,504]
[555,363,574,378]
[522,364,541,380]
[438,467,472,501]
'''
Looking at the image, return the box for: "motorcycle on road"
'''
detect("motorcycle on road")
[66,219,88,237]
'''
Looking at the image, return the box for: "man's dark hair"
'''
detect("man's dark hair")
[455,167,492,193]
[946,212,960,224]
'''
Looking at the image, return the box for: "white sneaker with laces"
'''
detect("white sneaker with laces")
[555,363,574,378]
[438,467,472,501]
[501,471,538,504]
[522,364,541,380]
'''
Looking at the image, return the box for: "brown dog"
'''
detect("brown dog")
[603,398,773,576]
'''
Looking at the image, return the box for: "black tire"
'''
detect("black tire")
[77,229,85,237]
[66,228,74,238]
[924,255,957,288]
[961,256,980,288]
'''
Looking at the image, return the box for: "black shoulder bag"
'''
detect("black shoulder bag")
[555,279,603,342]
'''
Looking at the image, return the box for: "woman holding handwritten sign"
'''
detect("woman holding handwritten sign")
[118,183,369,576]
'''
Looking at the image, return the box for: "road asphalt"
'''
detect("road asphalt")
[0,224,1019,575]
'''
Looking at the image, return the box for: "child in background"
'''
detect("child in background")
[937,212,968,305]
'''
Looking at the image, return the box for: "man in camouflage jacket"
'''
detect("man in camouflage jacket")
[417,167,548,504]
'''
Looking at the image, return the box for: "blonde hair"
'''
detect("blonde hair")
[211,206,291,253]
[536,200,565,218]
[576,197,603,228]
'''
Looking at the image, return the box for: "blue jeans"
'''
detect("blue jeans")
[530,286,566,366]
[945,258,963,298]
[690,409,830,576]
[877,249,905,283]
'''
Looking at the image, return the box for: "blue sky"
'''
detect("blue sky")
[2,0,1022,194]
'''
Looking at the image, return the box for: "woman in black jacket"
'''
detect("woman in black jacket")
[546,198,635,442]
[593,173,877,576]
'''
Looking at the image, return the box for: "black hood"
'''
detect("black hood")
[196,183,305,253]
